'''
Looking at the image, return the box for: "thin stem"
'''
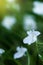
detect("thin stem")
[36,41,39,54]
[27,51,30,65]
[35,41,39,65]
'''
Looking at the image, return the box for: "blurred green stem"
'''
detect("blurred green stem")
[36,41,38,53]
[27,51,30,65]
[35,41,38,55]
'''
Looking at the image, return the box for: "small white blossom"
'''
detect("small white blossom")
[2,16,16,29]
[23,30,40,45]
[0,49,5,55]
[14,46,27,59]
[23,15,37,31]
[32,1,43,15]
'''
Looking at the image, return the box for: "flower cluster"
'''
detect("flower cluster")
[14,30,40,59]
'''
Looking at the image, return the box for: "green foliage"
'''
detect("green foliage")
[0,0,43,65]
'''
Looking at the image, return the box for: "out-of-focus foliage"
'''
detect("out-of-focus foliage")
[0,0,43,65]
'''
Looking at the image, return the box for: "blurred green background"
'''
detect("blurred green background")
[0,0,43,65]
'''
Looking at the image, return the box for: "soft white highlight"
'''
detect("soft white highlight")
[6,0,14,3]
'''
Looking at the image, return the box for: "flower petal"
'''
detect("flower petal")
[14,52,24,59]
[23,35,37,45]
[23,36,29,44]
[32,36,37,43]
[34,31,41,36]
[16,46,20,51]
[23,36,33,45]
[0,49,5,54]
[20,47,27,52]
[14,47,27,59]
[27,31,32,35]
[27,30,40,36]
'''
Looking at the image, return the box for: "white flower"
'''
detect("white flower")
[23,15,37,31]
[32,1,43,15]
[0,49,5,55]
[23,30,40,45]
[14,46,27,59]
[2,16,16,29]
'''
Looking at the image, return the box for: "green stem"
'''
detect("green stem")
[36,41,38,53]
[27,51,30,65]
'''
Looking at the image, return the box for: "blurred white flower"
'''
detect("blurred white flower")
[23,15,37,31]
[23,30,40,45]
[6,0,14,3]
[0,49,5,55]
[2,16,16,29]
[14,46,27,59]
[38,54,42,58]
[32,1,43,15]
[12,4,20,11]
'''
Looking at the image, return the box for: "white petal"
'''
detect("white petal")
[32,36,37,43]
[23,36,33,45]
[33,31,41,36]
[16,46,20,51]
[0,49,5,54]
[23,35,37,45]
[20,47,27,52]
[28,36,37,44]
[14,47,27,59]
[23,36,30,44]
[27,30,40,36]
[27,31,32,35]
[16,47,27,53]
[14,52,24,59]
